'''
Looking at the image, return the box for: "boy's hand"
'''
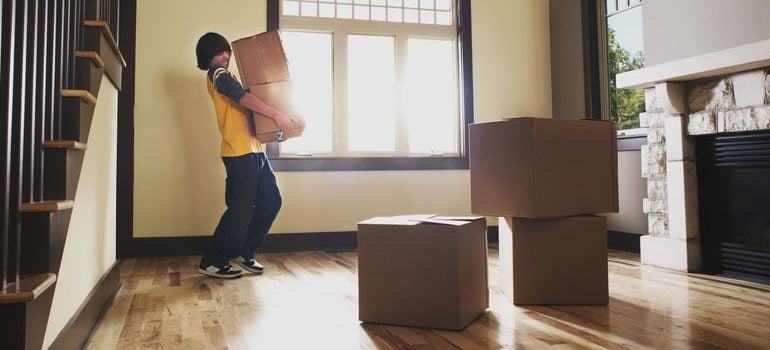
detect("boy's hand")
[274,113,294,135]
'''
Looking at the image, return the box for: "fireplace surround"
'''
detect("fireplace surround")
[696,132,770,282]
[617,39,770,273]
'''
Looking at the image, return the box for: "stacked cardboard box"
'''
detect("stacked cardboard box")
[231,31,305,143]
[469,117,618,305]
[357,215,489,330]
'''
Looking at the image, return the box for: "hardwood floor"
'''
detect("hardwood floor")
[87,248,770,349]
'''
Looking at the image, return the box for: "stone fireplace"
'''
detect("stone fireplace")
[617,39,770,273]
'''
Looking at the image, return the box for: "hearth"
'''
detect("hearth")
[696,132,770,282]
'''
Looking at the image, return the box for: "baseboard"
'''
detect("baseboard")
[49,260,121,350]
[124,227,503,258]
[608,230,641,252]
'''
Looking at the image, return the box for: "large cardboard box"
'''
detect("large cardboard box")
[231,30,290,86]
[469,117,618,218]
[248,80,306,143]
[357,215,489,330]
[498,215,608,305]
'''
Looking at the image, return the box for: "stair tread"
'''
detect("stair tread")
[20,200,75,213]
[42,140,87,150]
[83,20,127,66]
[61,89,97,105]
[75,50,104,68]
[0,273,56,304]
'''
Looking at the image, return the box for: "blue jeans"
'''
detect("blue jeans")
[202,152,282,267]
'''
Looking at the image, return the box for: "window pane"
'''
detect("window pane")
[372,0,386,5]
[404,8,419,23]
[419,9,435,24]
[388,0,403,6]
[387,7,403,22]
[337,4,353,18]
[372,6,386,21]
[404,0,418,8]
[347,35,396,152]
[435,0,451,11]
[420,0,434,9]
[301,2,318,17]
[283,1,300,16]
[319,3,335,17]
[436,11,451,25]
[605,0,616,14]
[280,31,335,153]
[405,39,458,154]
[607,6,645,130]
[354,5,370,20]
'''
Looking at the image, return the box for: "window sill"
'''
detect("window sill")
[269,155,469,172]
[617,132,647,151]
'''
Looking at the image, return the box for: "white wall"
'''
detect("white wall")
[604,150,647,234]
[643,0,770,65]
[133,0,553,237]
[45,78,118,347]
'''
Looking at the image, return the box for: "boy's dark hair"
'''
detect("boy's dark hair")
[196,32,231,70]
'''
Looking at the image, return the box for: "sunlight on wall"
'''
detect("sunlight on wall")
[133,0,553,237]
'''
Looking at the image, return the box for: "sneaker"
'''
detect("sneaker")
[234,256,264,274]
[198,264,243,279]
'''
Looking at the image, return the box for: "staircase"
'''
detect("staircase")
[1,1,125,348]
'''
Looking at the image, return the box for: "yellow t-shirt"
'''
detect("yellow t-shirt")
[207,68,263,156]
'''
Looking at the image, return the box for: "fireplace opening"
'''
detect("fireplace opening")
[696,132,770,284]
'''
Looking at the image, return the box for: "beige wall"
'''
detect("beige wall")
[549,0,586,119]
[472,0,552,122]
[45,78,118,347]
[133,0,553,237]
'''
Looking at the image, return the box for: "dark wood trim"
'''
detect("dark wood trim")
[0,273,56,304]
[617,133,646,151]
[48,260,121,350]
[0,284,54,350]
[82,20,126,66]
[457,0,473,158]
[126,232,356,257]
[116,0,135,259]
[486,225,498,244]
[581,0,602,119]
[264,0,473,172]
[268,156,468,171]
[124,227,502,258]
[607,230,641,253]
[266,0,278,31]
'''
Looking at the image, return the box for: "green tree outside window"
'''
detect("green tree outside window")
[607,28,645,130]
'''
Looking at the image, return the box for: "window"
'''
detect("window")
[267,0,472,171]
[601,0,645,131]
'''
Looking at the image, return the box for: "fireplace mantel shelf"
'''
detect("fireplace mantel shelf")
[617,39,770,90]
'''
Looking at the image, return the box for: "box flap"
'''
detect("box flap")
[413,219,469,226]
[431,216,484,221]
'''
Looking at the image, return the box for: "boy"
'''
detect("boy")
[195,32,292,278]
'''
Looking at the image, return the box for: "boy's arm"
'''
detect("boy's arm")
[238,93,294,134]
[211,68,293,134]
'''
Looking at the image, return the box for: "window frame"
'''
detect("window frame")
[598,0,645,132]
[265,0,473,171]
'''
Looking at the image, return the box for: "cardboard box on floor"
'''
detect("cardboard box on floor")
[357,215,489,330]
[498,215,609,305]
[247,80,306,143]
[231,30,290,86]
[469,117,619,218]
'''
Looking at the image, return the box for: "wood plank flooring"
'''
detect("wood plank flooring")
[87,248,770,349]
